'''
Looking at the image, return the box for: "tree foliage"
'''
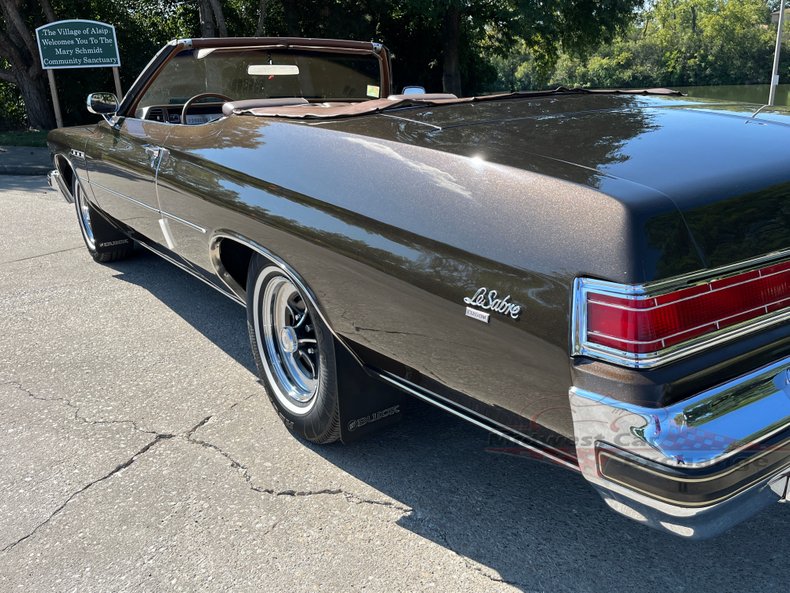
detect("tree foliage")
[0,0,645,129]
[497,0,786,90]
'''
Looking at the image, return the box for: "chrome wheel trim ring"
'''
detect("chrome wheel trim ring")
[74,180,96,250]
[253,267,320,415]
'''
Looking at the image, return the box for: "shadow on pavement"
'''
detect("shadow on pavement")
[108,249,790,593]
[0,174,52,192]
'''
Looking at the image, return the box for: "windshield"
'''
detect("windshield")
[136,47,383,114]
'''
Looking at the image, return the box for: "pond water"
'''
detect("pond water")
[673,84,790,106]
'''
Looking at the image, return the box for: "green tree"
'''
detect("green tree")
[387,0,641,95]
[0,0,644,128]
[499,0,781,90]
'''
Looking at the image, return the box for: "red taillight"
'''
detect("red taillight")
[575,260,790,366]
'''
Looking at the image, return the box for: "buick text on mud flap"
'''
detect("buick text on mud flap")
[347,405,401,432]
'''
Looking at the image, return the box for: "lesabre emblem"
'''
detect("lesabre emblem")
[463,287,521,321]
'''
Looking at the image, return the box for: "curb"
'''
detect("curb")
[0,166,51,176]
[0,146,52,176]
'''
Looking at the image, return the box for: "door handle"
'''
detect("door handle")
[143,144,161,168]
[143,145,169,168]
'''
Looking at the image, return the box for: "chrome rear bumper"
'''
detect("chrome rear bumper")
[571,356,790,538]
[47,168,73,204]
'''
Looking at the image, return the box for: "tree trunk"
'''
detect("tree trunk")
[39,0,56,23]
[0,0,37,59]
[197,0,216,37]
[255,0,269,36]
[0,0,55,128]
[15,68,55,129]
[207,0,228,37]
[441,5,462,96]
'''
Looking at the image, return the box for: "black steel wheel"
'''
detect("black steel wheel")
[73,178,133,263]
[246,254,340,443]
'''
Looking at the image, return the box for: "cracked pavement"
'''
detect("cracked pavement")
[2,176,790,593]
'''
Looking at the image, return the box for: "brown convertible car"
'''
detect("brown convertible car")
[48,37,790,538]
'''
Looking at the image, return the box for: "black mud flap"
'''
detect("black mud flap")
[335,338,405,444]
[91,206,133,253]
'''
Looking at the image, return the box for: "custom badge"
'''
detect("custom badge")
[463,287,521,322]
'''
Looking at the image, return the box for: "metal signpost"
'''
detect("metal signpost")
[35,19,122,128]
[769,4,787,106]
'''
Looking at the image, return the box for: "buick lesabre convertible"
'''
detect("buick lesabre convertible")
[48,37,790,538]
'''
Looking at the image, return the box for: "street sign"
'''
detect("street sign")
[35,19,120,70]
[34,19,123,129]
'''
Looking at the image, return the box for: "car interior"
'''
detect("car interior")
[133,46,456,124]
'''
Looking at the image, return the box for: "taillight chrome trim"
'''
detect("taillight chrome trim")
[572,251,790,369]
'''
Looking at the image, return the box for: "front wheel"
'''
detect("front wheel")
[246,255,340,443]
[73,178,133,263]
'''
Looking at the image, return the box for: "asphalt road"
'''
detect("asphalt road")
[2,175,789,593]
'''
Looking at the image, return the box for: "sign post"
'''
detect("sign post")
[769,4,787,106]
[35,19,122,128]
[45,70,63,128]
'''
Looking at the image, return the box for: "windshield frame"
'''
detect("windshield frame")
[117,37,391,120]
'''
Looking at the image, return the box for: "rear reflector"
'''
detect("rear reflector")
[574,259,790,367]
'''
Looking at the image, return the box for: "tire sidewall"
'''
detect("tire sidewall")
[246,256,339,442]
[73,178,98,254]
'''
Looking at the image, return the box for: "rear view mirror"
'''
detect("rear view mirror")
[87,92,119,115]
[248,65,300,76]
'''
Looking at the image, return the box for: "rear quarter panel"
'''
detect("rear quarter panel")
[154,116,698,439]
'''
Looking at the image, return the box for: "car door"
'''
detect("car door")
[86,118,170,245]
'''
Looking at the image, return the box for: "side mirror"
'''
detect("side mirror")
[401,86,426,95]
[87,92,118,115]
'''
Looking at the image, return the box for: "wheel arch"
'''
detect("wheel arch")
[53,153,77,200]
[209,231,346,348]
[212,231,407,443]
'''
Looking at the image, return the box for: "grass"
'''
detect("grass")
[0,129,48,147]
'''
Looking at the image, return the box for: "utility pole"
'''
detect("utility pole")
[769,2,787,106]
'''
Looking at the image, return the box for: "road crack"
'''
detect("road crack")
[3,379,161,436]
[1,414,216,555]
[185,432,411,513]
[1,433,174,554]
[1,246,84,266]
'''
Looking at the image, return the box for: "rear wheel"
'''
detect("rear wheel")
[246,255,340,443]
[73,178,133,263]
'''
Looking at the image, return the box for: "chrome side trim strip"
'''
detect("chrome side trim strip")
[91,181,159,213]
[136,239,244,306]
[90,180,206,234]
[161,210,206,233]
[376,370,580,472]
